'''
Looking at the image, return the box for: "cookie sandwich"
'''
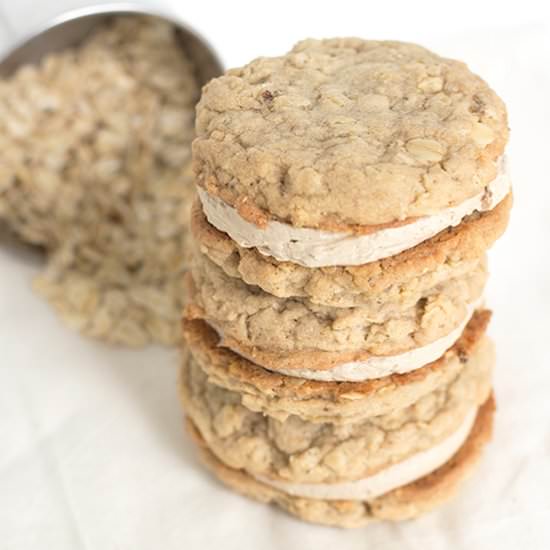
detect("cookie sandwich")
[181,38,511,527]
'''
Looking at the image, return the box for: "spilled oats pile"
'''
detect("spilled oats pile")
[0,16,201,346]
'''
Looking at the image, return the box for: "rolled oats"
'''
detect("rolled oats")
[0,16,201,346]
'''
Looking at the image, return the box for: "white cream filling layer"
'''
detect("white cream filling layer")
[254,407,477,501]
[275,296,483,382]
[198,157,510,268]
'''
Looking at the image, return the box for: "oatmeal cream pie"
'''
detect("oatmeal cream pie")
[185,247,487,379]
[182,310,492,424]
[180,335,492,486]
[193,39,510,268]
[186,395,495,528]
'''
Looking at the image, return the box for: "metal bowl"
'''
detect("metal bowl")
[0,2,223,85]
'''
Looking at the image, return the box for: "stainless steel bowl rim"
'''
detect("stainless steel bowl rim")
[0,2,223,77]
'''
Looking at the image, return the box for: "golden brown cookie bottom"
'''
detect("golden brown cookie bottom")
[186,394,495,528]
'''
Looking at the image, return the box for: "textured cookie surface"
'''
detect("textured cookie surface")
[182,310,492,424]
[187,395,495,528]
[186,246,487,364]
[192,194,511,307]
[194,39,508,229]
[181,343,491,483]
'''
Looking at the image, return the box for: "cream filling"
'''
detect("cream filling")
[275,296,483,382]
[254,407,477,501]
[198,157,510,268]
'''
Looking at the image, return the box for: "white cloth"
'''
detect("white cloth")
[1,2,549,548]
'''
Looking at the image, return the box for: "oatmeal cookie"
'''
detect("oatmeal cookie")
[186,248,487,366]
[186,395,495,527]
[180,342,491,483]
[194,39,508,229]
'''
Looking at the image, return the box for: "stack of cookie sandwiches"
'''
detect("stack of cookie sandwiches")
[181,39,512,528]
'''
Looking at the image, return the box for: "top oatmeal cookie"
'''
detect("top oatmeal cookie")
[193,38,508,229]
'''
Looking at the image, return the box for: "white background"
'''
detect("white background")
[1,1,549,548]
